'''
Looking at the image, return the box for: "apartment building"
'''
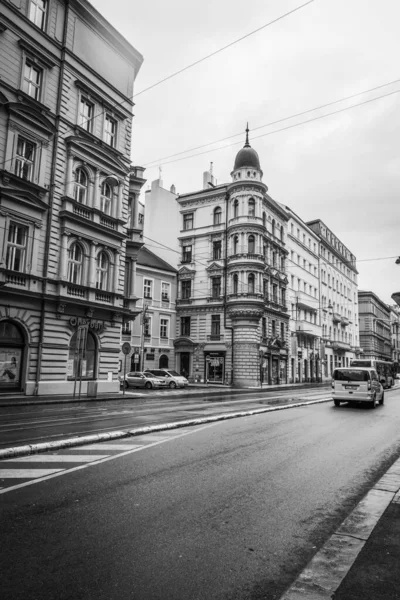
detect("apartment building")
[284,208,322,382]
[0,0,143,395]
[307,220,360,377]
[358,291,392,361]
[175,129,289,387]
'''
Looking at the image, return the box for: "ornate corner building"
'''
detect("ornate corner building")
[175,129,289,387]
[0,0,143,395]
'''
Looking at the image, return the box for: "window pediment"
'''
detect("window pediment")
[7,103,56,136]
[0,171,48,211]
[66,136,128,175]
[206,262,222,273]
[18,39,56,69]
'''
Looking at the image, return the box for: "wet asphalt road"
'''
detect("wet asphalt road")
[2,387,400,600]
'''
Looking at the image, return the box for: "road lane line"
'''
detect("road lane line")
[4,454,110,462]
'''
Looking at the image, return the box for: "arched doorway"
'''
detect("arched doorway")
[0,320,25,391]
[67,329,97,379]
[159,354,169,369]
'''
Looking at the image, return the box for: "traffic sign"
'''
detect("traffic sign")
[122,342,131,355]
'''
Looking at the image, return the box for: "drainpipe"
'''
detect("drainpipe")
[34,1,70,395]
[224,191,234,385]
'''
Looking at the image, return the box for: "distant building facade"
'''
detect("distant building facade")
[175,129,289,387]
[284,208,322,382]
[358,291,392,361]
[307,220,360,377]
[0,0,143,395]
[389,304,400,368]
[143,177,179,268]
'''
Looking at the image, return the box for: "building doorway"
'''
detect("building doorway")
[159,354,169,369]
[205,352,225,383]
[0,320,25,392]
[180,352,190,379]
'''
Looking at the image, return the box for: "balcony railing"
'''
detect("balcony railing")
[341,316,350,326]
[332,312,342,323]
[207,334,224,341]
[5,271,27,287]
[177,298,192,304]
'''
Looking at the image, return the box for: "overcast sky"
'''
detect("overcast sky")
[92,0,400,306]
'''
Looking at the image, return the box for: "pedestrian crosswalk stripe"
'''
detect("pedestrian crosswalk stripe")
[5,454,110,463]
[69,443,142,450]
[0,468,64,478]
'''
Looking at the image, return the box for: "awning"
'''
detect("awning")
[203,344,227,352]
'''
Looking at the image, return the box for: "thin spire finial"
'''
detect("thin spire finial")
[244,123,250,147]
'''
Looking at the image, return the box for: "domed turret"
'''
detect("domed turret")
[231,124,263,181]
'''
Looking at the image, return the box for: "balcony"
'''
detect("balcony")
[228,251,265,265]
[295,291,318,312]
[208,295,223,303]
[331,341,351,351]
[332,312,341,323]
[176,298,192,305]
[295,320,321,338]
[207,334,225,341]
[60,197,123,239]
[341,316,350,326]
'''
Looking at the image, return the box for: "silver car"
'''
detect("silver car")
[145,369,189,389]
[121,371,166,389]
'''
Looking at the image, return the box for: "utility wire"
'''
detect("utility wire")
[144,78,400,166]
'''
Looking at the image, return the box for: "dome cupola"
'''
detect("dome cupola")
[231,124,263,181]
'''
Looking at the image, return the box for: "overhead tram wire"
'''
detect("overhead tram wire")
[60,0,317,138]
[146,87,400,168]
[144,78,400,167]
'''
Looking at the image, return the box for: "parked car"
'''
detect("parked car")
[120,371,166,389]
[145,369,189,389]
[331,367,384,408]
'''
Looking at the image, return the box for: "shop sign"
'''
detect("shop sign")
[146,353,155,360]
[69,317,105,331]
[66,359,74,377]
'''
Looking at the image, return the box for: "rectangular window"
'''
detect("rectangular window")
[181,280,191,299]
[6,223,28,272]
[78,97,94,132]
[271,320,276,336]
[262,317,267,338]
[182,244,192,263]
[181,316,191,337]
[160,318,169,339]
[183,213,193,230]
[211,276,221,298]
[23,61,42,101]
[143,279,152,299]
[272,284,278,303]
[14,137,36,181]
[213,240,222,260]
[211,315,220,337]
[29,0,46,29]
[104,114,117,147]
[280,322,285,339]
[144,316,151,338]
[161,282,170,302]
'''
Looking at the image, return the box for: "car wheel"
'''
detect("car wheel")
[334,400,340,407]
[169,381,177,389]
[379,391,384,405]
[370,393,377,409]
[145,382,152,389]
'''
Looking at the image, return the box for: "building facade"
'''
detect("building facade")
[389,304,400,369]
[285,208,322,382]
[307,220,360,378]
[120,246,177,375]
[358,291,392,361]
[0,0,143,395]
[175,129,289,387]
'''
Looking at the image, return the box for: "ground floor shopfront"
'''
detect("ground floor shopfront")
[0,292,128,396]
[174,338,232,384]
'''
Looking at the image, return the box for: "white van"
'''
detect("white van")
[332,367,384,408]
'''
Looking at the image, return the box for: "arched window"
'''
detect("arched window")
[213,206,222,225]
[74,168,88,204]
[67,243,84,284]
[248,198,255,216]
[262,212,266,228]
[248,273,255,294]
[233,199,239,218]
[233,235,239,255]
[271,219,276,237]
[248,234,255,253]
[96,251,109,290]
[233,274,238,294]
[0,320,24,391]
[68,330,96,379]
[100,182,112,215]
[159,354,169,368]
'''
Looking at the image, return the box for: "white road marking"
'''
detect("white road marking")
[5,454,110,463]
[0,423,216,494]
[0,468,64,478]
[65,443,142,450]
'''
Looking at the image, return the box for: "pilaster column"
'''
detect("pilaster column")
[114,252,120,292]
[88,241,97,287]
[66,153,74,197]
[129,258,136,297]
[59,232,70,280]
[93,170,100,211]
[88,177,95,208]
[116,183,123,220]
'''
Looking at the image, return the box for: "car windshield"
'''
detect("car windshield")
[144,372,156,378]
[333,369,370,382]
[168,370,181,377]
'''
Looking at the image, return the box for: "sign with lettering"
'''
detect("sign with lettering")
[69,317,105,331]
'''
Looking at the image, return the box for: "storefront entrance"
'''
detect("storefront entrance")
[205,351,225,383]
[0,321,24,392]
[180,352,190,378]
